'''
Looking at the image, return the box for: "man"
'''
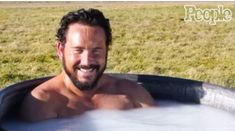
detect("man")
[20,8,155,122]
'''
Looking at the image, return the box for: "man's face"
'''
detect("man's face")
[60,23,107,91]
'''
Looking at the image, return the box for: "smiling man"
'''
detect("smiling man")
[20,8,154,122]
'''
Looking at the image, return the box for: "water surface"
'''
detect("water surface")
[2,101,235,131]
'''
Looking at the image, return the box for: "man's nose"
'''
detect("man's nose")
[80,50,93,66]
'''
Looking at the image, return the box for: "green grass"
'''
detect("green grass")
[1,2,235,89]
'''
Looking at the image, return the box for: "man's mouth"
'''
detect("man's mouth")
[76,65,100,74]
[79,67,95,73]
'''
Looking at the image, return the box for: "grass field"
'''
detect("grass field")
[0,2,235,89]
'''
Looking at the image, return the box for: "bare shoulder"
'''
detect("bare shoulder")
[102,74,138,87]
[20,76,60,121]
[32,77,61,100]
[104,74,155,107]
[105,74,147,93]
[28,76,63,103]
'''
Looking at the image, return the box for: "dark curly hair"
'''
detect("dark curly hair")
[56,8,112,47]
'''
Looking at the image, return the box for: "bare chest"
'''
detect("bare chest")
[57,94,135,117]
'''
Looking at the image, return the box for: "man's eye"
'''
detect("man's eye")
[92,49,101,54]
[74,49,83,53]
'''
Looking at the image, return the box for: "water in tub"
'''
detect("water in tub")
[2,101,235,131]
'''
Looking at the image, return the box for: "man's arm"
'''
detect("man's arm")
[117,79,155,108]
[131,83,155,108]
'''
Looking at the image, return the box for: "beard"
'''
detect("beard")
[62,57,106,91]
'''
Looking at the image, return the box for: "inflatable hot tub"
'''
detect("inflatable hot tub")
[0,73,235,130]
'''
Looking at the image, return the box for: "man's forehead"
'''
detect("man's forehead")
[67,23,104,33]
[66,23,106,47]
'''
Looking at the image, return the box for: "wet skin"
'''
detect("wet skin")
[20,24,155,122]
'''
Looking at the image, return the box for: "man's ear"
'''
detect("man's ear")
[56,41,64,61]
